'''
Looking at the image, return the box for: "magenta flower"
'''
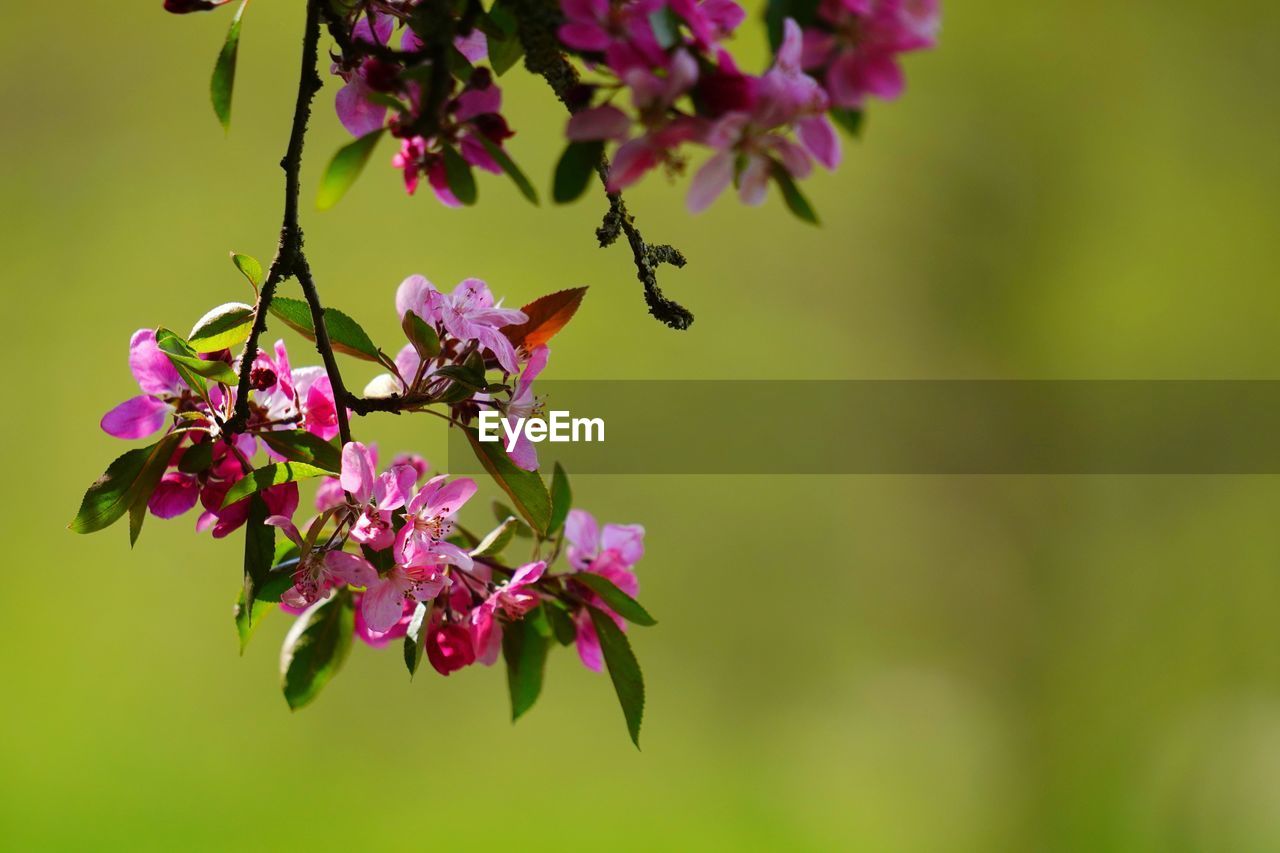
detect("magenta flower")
[687,20,839,212]
[332,13,395,136]
[470,560,547,662]
[361,554,452,634]
[101,329,191,440]
[564,509,645,671]
[427,620,477,675]
[196,438,299,539]
[250,340,340,442]
[353,593,416,647]
[557,0,667,73]
[500,345,549,471]
[395,275,528,374]
[803,0,940,109]
[267,516,378,609]
[339,441,416,551]
[394,474,478,569]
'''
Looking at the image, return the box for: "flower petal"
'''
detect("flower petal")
[101,395,170,439]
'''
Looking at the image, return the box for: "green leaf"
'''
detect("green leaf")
[189,302,254,352]
[317,129,385,210]
[545,604,577,646]
[155,328,239,385]
[403,602,429,677]
[487,31,524,76]
[553,140,603,204]
[587,605,645,747]
[474,135,539,205]
[231,252,263,289]
[234,587,274,654]
[548,462,572,536]
[648,6,680,49]
[575,573,657,626]
[221,461,330,509]
[772,163,820,226]
[402,310,442,359]
[281,591,355,710]
[259,430,341,473]
[126,432,186,547]
[268,296,383,362]
[178,440,214,474]
[210,0,248,131]
[69,433,185,535]
[442,145,478,206]
[492,501,532,538]
[470,516,521,558]
[434,363,488,392]
[830,107,864,137]
[240,493,276,648]
[464,428,551,535]
[503,611,550,721]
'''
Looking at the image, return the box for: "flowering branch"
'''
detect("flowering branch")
[227,0,324,438]
[72,0,940,743]
[513,0,693,328]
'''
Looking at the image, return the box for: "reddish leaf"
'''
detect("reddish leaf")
[503,287,588,350]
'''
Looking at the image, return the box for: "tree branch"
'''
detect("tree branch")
[295,257,354,445]
[227,0,324,436]
[511,0,694,330]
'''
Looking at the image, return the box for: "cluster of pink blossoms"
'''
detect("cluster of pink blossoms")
[314,0,939,213]
[562,0,940,211]
[92,269,643,682]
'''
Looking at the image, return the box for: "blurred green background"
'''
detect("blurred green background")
[4,1,1280,850]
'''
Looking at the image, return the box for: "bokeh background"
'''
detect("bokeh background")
[4,1,1280,850]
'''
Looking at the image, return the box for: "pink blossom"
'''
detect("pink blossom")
[427,620,477,675]
[266,517,379,609]
[332,13,396,136]
[101,329,189,440]
[687,20,839,212]
[394,474,478,569]
[250,340,340,442]
[557,0,667,73]
[470,560,547,659]
[564,509,645,671]
[395,275,528,374]
[339,441,416,551]
[360,556,451,633]
[500,345,549,471]
[803,0,940,109]
[669,0,745,49]
[196,439,299,539]
[353,593,416,647]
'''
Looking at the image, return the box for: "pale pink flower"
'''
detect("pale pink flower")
[395,275,528,374]
[470,560,547,662]
[340,441,417,551]
[564,509,645,671]
[394,474,478,570]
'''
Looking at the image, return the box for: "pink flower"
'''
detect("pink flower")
[470,560,547,661]
[101,329,190,440]
[803,0,940,109]
[564,509,645,671]
[267,517,379,609]
[360,556,451,633]
[395,275,528,374]
[196,439,300,539]
[427,620,477,675]
[250,340,340,442]
[353,593,416,647]
[669,0,745,49]
[394,474,478,569]
[339,441,416,551]
[332,13,396,136]
[557,0,667,73]
[687,20,839,212]
[499,345,549,471]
